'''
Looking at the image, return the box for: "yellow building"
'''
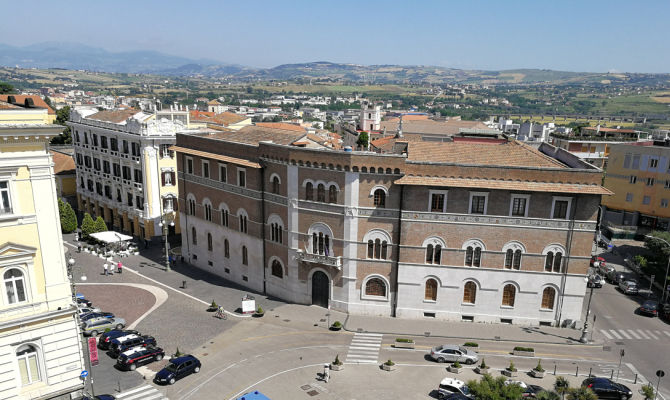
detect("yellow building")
[602,143,670,233]
[68,107,191,240]
[0,95,57,124]
[0,101,85,399]
[50,148,77,206]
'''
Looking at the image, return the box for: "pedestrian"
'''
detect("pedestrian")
[117,261,123,274]
[323,364,329,383]
[103,263,108,276]
[109,262,115,274]
[144,239,149,249]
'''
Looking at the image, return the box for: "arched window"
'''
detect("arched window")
[545,251,554,272]
[207,233,213,251]
[309,224,333,256]
[191,227,197,245]
[305,182,313,201]
[504,249,513,269]
[272,176,280,194]
[204,203,212,221]
[502,284,516,307]
[373,189,386,208]
[425,278,437,301]
[16,344,40,385]
[242,246,248,265]
[317,184,326,202]
[367,240,374,258]
[465,246,473,266]
[465,240,483,267]
[239,214,248,233]
[220,206,229,227]
[463,281,477,304]
[426,244,434,263]
[541,287,556,310]
[553,252,562,273]
[271,260,283,278]
[188,198,196,215]
[381,241,388,260]
[4,269,26,304]
[544,250,563,273]
[423,237,445,265]
[513,250,522,270]
[365,277,387,297]
[224,239,230,258]
[328,185,337,203]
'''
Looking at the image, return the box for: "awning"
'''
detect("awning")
[89,231,133,244]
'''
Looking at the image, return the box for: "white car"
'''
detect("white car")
[438,377,472,399]
[78,306,101,316]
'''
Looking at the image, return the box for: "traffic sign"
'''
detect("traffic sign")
[80,370,88,379]
[657,370,665,378]
[620,349,625,357]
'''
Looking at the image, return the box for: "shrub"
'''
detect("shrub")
[555,376,570,396]
[94,216,108,233]
[104,328,112,333]
[80,213,95,239]
[452,361,462,368]
[395,338,414,343]
[384,359,395,366]
[642,384,654,400]
[464,342,479,347]
[257,306,264,314]
[333,354,342,365]
[332,321,342,328]
[174,347,183,357]
[479,358,488,369]
[567,387,597,400]
[467,375,524,400]
[507,361,517,372]
[514,346,535,352]
[58,199,77,233]
[209,300,218,310]
[534,359,545,372]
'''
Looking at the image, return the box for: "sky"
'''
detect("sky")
[1,0,668,73]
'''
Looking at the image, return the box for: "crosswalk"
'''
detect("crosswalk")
[600,328,670,341]
[116,384,168,400]
[345,332,383,364]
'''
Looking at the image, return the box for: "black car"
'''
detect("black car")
[76,297,93,307]
[606,270,628,285]
[109,334,157,356]
[154,355,201,385]
[582,377,632,399]
[523,385,546,398]
[638,300,660,317]
[98,329,139,350]
[587,274,603,288]
[116,346,165,371]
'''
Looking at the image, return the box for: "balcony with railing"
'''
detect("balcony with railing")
[295,249,342,268]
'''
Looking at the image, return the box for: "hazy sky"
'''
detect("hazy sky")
[1,0,668,72]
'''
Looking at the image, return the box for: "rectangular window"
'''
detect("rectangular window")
[632,154,640,169]
[122,140,129,154]
[100,136,108,149]
[202,161,210,179]
[219,164,227,183]
[122,166,131,180]
[510,194,529,217]
[625,193,633,202]
[650,158,659,168]
[186,157,193,174]
[136,196,143,210]
[646,177,655,186]
[469,193,488,214]
[0,181,12,214]
[110,138,118,151]
[623,153,631,168]
[552,197,571,219]
[643,196,651,205]
[665,180,670,189]
[238,168,246,187]
[134,169,143,183]
[127,193,133,207]
[629,175,637,184]
[428,190,447,212]
[661,199,669,208]
[160,144,173,158]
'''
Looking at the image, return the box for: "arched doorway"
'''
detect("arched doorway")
[311,271,329,308]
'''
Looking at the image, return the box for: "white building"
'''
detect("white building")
[359,101,381,131]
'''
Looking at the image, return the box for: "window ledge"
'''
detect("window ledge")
[461,302,475,307]
[423,300,437,304]
[500,305,514,309]
[361,295,389,302]
[539,308,554,312]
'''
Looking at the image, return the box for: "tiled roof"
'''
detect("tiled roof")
[189,110,248,126]
[171,146,260,168]
[395,175,612,195]
[380,119,489,135]
[0,95,55,114]
[200,125,307,146]
[255,122,305,132]
[50,150,75,175]
[217,112,249,125]
[0,100,21,110]
[384,114,430,122]
[406,140,567,168]
[87,109,140,123]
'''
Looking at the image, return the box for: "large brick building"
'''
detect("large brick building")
[174,125,609,326]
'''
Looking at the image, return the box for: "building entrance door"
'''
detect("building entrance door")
[311,271,329,308]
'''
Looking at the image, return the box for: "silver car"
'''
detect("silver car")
[82,316,126,336]
[619,280,638,295]
[429,345,479,364]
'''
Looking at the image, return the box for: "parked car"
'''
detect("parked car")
[154,355,201,385]
[80,312,115,324]
[77,306,101,315]
[429,345,479,364]
[437,377,473,399]
[638,300,660,317]
[109,334,157,356]
[82,395,116,400]
[607,270,628,285]
[523,385,546,398]
[599,264,615,277]
[440,394,471,400]
[98,329,140,350]
[82,317,126,336]
[582,377,632,399]
[587,274,603,288]
[116,346,165,371]
[618,280,639,295]
[76,297,93,307]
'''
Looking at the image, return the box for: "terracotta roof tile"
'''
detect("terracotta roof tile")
[50,150,75,175]
[0,100,21,110]
[255,122,305,132]
[198,125,307,146]
[380,118,489,135]
[171,146,260,168]
[0,95,55,114]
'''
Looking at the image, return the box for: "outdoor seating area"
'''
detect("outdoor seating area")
[77,231,140,258]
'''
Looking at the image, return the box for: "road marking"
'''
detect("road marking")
[626,363,647,385]
[116,384,167,400]
[601,330,613,340]
[355,332,383,337]
[226,363,327,400]
[636,329,650,339]
[626,330,641,339]
[618,330,632,340]
[664,331,670,338]
[609,330,623,339]
[345,359,378,364]
[349,342,381,348]
[646,330,659,340]
[346,353,377,359]
[346,332,382,364]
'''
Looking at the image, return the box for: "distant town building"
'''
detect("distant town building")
[359,101,381,131]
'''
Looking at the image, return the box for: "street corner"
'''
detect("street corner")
[77,283,157,328]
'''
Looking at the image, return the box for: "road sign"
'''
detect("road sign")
[620,349,625,357]
[657,370,665,378]
[80,370,88,379]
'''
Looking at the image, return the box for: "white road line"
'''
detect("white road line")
[345,359,378,364]
[352,338,383,342]
[626,363,647,385]
[609,330,623,339]
[664,331,670,338]
[349,342,381,348]
[618,330,632,339]
[346,353,378,359]
[626,330,641,339]
[636,329,650,339]
[116,385,166,400]
[115,385,150,397]
[354,333,383,337]
[653,330,663,336]
[601,330,613,340]
[646,330,659,340]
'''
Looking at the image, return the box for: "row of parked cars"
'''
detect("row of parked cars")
[76,295,202,386]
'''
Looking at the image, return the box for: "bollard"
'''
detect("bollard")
[634,374,638,384]
[589,367,592,377]
[576,366,579,377]
[611,370,614,379]
[117,380,121,393]
[182,280,187,289]
[554,365,557,376]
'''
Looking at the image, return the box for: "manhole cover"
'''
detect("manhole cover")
[615,341,624,346]
[300,385,311,391]
[307,390,319,396]
[319,319,326,322]
[202,353,208,356]
[425,332,431,337]
[603,346,611,352]
[283,319,290,322]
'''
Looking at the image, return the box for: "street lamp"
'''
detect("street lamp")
[158,214,175,271]
[580,276,595,343]
[644,235,670,303]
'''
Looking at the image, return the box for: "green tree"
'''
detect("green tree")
[51,106,72,145]
[94,216,108,233]
[554,376,571,400]
[58,199,77,233]
[645,231,670,261]
[0,82,15,94]
[357,131,369,149]
[567,387,597,400]
[467,374,525,400]
[80,213,95,239]
[536,391,561,400]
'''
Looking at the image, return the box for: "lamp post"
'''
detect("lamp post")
[158,213,175,271]
[580,276,595,343]
[644,235,670,303]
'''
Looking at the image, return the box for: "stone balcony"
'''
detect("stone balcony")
[296,250,342,268]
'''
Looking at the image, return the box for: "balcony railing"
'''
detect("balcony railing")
[296,250,342,268]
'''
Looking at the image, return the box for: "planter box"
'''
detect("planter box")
[502,369,518,378]
[531,369,545,378]
[394,341,415,349]
[330,326,342,331]
[448,366,462,374]
[253,312,265,318]
[330,363,344,371]
[475,367,491,375]
[382,363,396,371]
[513,350,535,357]
[463,345,479,350]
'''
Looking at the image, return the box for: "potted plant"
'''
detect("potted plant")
[330,354,344,371]
[641,384,655,400]
[382,359,396,371]
[513,346,535,357]
[475,358,490,375]
[254,306,265,318]
[531,359,545,378]
[173,347,183,359]
[464,342,479,349]
[394,338,415,349]
[330,321,342,331]
[555,376,570,399]
[502,360,518,377]
[448,361,462,374]
[207,300,218,312]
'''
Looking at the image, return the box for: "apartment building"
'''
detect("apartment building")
[68,108,189,240]
[0,100,85,399]
[174,124,608,326]
[601,143,670,233]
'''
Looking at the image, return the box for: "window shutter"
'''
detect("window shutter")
[161,172,165,186]
[171,172,176,184]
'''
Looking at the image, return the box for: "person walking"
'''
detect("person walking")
[103,263,108,276]
[117,261,123,274]
[323,364,330,383]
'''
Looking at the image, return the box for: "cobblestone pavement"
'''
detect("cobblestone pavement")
[77,284,155,327]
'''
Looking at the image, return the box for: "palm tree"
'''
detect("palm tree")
[567,387,597,400]
[555,376,570,400]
